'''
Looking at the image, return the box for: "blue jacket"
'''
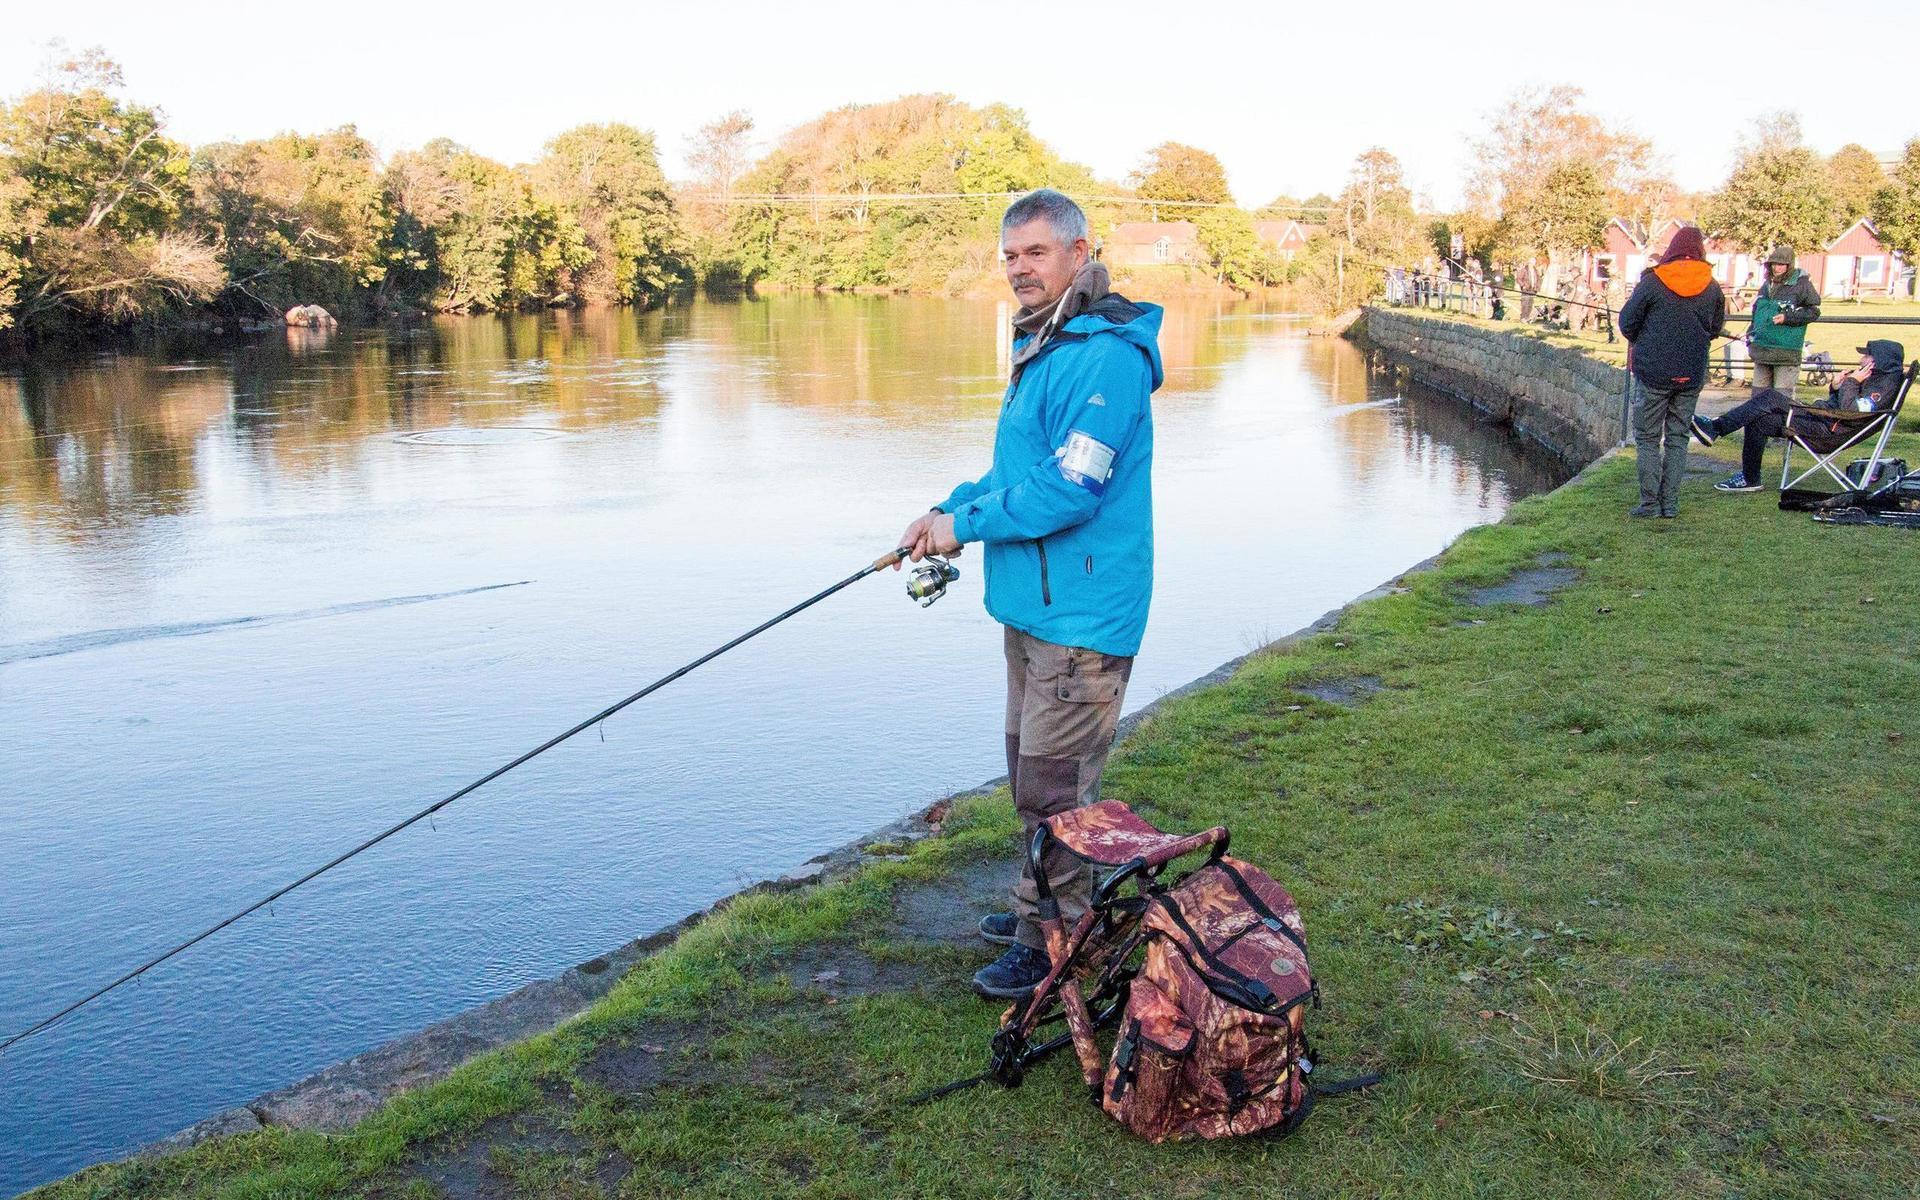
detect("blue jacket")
[938,296,1163,657]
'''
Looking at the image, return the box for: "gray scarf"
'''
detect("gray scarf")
[1009,260,1110,382]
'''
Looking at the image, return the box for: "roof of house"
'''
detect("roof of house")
[1826,217,1887,252]
[1110,220,1199,244]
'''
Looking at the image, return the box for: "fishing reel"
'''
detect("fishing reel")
[906,555,961,607]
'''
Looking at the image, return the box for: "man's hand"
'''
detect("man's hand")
[917,512,961,558]
[894,512,938,569]
[1771,313,1786,325]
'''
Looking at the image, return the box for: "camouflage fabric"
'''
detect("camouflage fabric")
[1101,856,1317,1142]
[1044,798,1225,867]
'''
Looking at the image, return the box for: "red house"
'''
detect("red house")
[1814,219,1900,298]
[1620,218,1907,299]
[1105,221,1200,267]
[1254,219,1320,262]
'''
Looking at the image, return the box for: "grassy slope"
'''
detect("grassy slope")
[36,443,1920,1200]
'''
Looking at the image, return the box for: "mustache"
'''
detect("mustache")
[1011,276,1043,289]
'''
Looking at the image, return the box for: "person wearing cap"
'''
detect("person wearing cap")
[1618,225,1728,517]
[1746,246,1822,396]
[1690,339,1905,491]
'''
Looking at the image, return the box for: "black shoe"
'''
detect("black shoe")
[978,912,1018,945]
[1689,415,1717,446]
[1659,507,1677,519]
[1629,503,1659,518]
[1713,474,1763,493]
[971,943,1050,999]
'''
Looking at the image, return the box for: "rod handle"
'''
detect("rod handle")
[872,547,912,571]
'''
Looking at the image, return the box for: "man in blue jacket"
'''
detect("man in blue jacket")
[897,189,1163,999]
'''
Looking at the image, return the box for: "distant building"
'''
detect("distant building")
[1254,219,1321,262]
[1817,218,1900,298]
[1578,218,1907,299]
[1106,220,1201,267]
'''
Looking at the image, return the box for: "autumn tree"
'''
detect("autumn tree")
[1299,147,1421,311]
[0,176,35,330]
[1505,161,1608,268]
[1616,171,1684,237]
[0,47,218,327]
[1470,86,1657,285]
[1132,142,1232,208]
[528,123,689,306]
[723,95,1094,293]
[1870,139,1920,293]
[686,110,755,202]
[190,127,393,314]
[1194,207,1274,291]
[383,139,587,312]
[1703,112,1836,254]
[1827,142,1886,229]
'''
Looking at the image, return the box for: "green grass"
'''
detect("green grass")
[33,441,1920,1200]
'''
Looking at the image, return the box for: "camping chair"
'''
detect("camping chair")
[981,801,1231,1092]
[1778,361,1914,493]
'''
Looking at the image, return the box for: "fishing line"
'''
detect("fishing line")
[1,545,953,1055]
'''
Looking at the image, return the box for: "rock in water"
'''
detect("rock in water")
[284,304,338,328]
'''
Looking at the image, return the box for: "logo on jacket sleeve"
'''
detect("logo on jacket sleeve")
[1057,430,1116,495]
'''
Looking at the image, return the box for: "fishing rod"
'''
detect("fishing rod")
[0,546,965,1056]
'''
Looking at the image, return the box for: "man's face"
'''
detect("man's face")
[1002,219,1088,308]
[1768,261,1788,280]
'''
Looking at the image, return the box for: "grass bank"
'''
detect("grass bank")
[35,442,1920,1200]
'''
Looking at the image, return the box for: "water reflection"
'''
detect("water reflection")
[0,296,1566,1193]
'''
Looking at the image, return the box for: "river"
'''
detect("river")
[0,295,1568,1192]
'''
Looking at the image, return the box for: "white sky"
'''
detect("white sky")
[4,0,1915,212]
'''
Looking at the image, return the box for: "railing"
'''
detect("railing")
[1384,269,1617,342]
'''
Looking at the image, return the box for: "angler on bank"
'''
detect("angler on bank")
[898,188,1165,1001]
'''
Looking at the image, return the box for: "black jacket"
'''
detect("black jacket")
[1827,339,1907,412]
[1619,259,1728,391]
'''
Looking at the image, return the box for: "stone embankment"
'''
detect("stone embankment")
[1353,308,1627,466]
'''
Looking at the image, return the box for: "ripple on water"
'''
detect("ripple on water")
[396,427,568,446]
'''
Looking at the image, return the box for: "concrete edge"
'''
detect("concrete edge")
[136,549,1458,1158]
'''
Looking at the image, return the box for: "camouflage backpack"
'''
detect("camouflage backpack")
[1100,854,1372,1141]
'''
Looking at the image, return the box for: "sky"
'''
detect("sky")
[4,0,1916,212]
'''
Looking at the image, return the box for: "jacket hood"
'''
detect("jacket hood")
[1663,226,1708,263]
[1064,300,1166,390]
[1860,338,1905,374]
[1652,259,1715,297]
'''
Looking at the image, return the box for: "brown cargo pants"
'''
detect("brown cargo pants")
[1004,627,1134,950]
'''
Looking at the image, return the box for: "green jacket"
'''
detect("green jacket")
[1748,269,1821,364]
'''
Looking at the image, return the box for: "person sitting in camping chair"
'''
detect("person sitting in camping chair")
[1689,339,1906,492]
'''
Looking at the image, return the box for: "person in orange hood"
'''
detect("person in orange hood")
[1618,226,1728,517]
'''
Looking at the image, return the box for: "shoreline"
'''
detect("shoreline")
[135,541,1460,1163]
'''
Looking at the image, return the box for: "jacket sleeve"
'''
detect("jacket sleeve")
[935,472,994,514]
[1783,277,1820,325]
[1710,284,1727,338]
[1619,277,1652,342]
[948,339,1151,545]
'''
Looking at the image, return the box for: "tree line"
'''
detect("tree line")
[4,52,1916,338]
[0,50,688,338]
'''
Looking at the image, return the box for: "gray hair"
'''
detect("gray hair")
[1001,189,1088,248]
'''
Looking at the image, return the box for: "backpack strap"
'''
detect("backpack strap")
[1309,1071,1383,1097]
